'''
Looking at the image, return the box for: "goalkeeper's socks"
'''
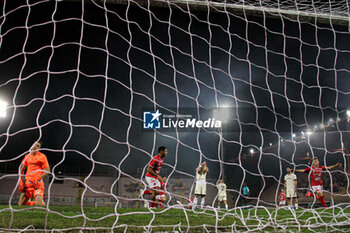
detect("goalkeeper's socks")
[26,201,35,206]
[319,196,327,208]
[295,204,298,209]
[158,202,163,209]
[225,204,228,210]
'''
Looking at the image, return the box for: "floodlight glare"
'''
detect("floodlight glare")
[0,100,8,118]
[213,108,231,123]
[347,110,350,117]
[250,149,254,154]
[306,130,313,136]
[292,133,296,138]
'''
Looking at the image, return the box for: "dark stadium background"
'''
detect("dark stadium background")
[0,0,349,196]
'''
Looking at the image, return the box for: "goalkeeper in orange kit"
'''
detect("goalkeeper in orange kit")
[18,141,50,206]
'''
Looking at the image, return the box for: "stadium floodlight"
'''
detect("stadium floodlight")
[306,130,313,136]
[269,143,272,146]
[347,110,350,117]
[0,100,8,118]
[213,107,231,123]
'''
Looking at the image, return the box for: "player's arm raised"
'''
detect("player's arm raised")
[326,162,340,170]
[294,168,306,173]
[203,161,209,173]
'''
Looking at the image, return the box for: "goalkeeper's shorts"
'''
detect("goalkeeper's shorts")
[25,180,44,199]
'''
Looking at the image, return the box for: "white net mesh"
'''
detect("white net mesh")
[0,0,350,231]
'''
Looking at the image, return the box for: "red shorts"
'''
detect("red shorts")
[25,180,44,199]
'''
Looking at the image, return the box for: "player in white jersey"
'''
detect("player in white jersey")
[217,179,228,210]
[194,161,208,208]
[284,166,298,209]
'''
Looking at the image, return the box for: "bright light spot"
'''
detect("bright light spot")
[213,108,231,123]
[320,123,325,128]
[292,133,296,138]
[250,149,254,154]
[329,118,334,123]
[347,110,350,117]
[301,131,304,135]
[269,143,272,146]
[306,130,313,136]
[0,100,7,117]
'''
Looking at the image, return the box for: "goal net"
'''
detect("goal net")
[0,0,350,231]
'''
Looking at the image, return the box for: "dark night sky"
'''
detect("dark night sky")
[0,0,349,192]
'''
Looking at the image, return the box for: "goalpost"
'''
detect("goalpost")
[1,0,350,231]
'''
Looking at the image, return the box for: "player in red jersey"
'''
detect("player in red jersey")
[155,177,167,208]
[141,176,167,208]
[295,157,340,208]
[144,146,167,208]
[279,188,286,207]
[18,141,50,206]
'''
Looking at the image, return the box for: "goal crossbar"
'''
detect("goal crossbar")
[85,0,350,26]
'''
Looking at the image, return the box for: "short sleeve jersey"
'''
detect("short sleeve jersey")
[21,152,49,182]
[146,154,164,179]
[304,165,326,186]
[217,183,227,196]
[284,173,297,190]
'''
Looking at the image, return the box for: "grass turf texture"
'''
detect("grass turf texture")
[1,205,350,232]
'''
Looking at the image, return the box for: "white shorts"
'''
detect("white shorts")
[218,195,227,202]
[195,183,206,195]
[286,188,297,198]
[280,200,286,205]
[311,185,322,193]
[145,176,161,189]
[156,194,166,200]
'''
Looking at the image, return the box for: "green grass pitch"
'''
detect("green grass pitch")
[1,205,350,232]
